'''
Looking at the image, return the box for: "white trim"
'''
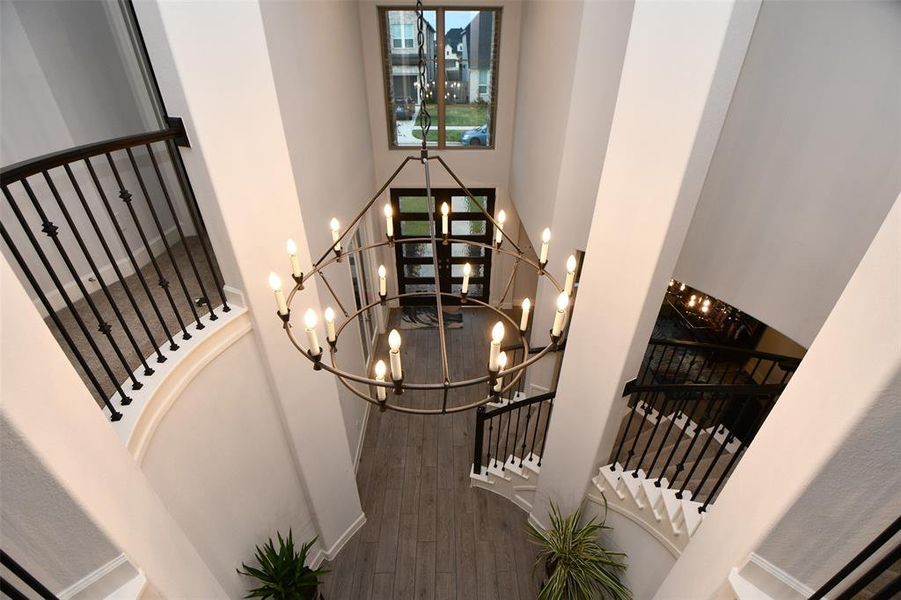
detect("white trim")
[744,553,816,598]
[323,512,367,561]
[58,554,129,600]
[110,307,252,461]
[223,285,246,308]
[105,573,147,600]
[585,492,682,558]
[529,383,550,397]
[354,403,371,473]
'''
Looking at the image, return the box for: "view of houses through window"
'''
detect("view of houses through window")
[381,8,499,149]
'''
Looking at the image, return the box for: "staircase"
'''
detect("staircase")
[469,391,554,512]
[467,336,801,552]
[595,337,800,547]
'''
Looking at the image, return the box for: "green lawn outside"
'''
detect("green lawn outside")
[412,129,464,143]
[424,103,489,127]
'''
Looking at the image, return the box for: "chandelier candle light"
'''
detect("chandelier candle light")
[269,273,288,316]
[441,201,450,240]
[494,210,506,246]
[329,218,342,254]
[552,292,569,339]
[564,254,577,296]
[304,308,321,358]
[520,298,531,332]
[324,307,337,347]
[539,228,551,268]
[378,264,387,300]
[286,239,302,279]
[268,0,576,414]
[384,204,394,240]
[374,360,387,402]
[494,351,508,393]
[462,263,472,297]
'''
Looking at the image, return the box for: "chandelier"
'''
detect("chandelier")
[266,0,576,414]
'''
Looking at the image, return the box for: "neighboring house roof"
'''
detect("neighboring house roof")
[445,27,464,53]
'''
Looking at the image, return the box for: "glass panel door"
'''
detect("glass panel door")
[391,188,494,305]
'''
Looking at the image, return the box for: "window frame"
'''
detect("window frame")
[378,6,502,151]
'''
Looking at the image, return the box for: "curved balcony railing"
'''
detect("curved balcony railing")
[1,126,229,421]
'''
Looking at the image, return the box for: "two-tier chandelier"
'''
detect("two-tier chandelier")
[266,0,577,414]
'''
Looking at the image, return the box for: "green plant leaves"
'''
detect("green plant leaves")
[236,530,329,600]
[527,502,632,600]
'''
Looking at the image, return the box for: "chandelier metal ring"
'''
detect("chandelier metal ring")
[282,236,564,390]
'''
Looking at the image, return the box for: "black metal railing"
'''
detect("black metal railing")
[473,390,556,476]
[610,338,801,510]
[810,516,901,600]
[1,549,58,600]
[1,127,229,421]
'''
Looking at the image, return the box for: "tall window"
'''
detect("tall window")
[379,8,501,149]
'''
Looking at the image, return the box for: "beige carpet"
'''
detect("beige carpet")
[43,236,225,411]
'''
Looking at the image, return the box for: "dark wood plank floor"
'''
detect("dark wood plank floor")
[321,308,542,599]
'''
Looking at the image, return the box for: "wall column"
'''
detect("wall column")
[0,257,227,598]
[531,0,761,521]
[136,1,363,553]
[655,196,901,598]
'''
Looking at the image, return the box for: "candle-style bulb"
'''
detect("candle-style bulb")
[441,202,449,215]
[329,218,340,233]
[497,210,506,225]
[497,351,508,369]
[286,239,297,255]
[383,204,393,218]
[388,329,402,351]
[304,308,318,329]
[491,321,505,344]
[566,255,577,274]
[268,272,282,291]
[522,298,531,311]
[542,228,551,244]
[463,263,471,276]
[374,359,387,379]
[378,265,387,278]
[556,292,569,312]
[324,307,335,323]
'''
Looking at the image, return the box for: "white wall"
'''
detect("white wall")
[753,377,901,591]
[674,0,901,347]
[513,0,633,349]
[533,0,760,519]
[1,254,228,598]
[583,498,676,600]
[136,0,363,555]
[259,0,377,465]
[0,419,125,593]
[139,332,316,598]
[655,195,900,598]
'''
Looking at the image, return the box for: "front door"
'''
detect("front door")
[391,188,495,306]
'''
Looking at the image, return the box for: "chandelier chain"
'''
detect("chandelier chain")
[415,0,431,150]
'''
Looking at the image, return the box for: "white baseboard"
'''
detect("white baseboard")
[223,285,245,308]
[323,512,367,562]
[58,554,130,600]
[354,403,371,473]
[730,553,815,600]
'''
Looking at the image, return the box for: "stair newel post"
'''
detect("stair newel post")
[473,406,486,475]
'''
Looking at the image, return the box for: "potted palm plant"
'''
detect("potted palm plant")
[527,502,631,600]
[237,530,327,599]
